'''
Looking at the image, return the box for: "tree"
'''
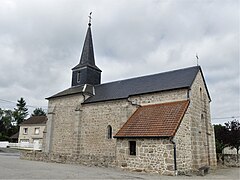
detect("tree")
[214,120,240,163]
[1,110,13,130]
[0,98,29,140]
[0,108,3,118]
[32,108,46,116]
[0,108,14,141]
[224,119,240,156]
[214,124,226,153]
[0,108,7,140]
[13,97,28,126]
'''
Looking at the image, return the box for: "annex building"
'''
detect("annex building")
[22,21,217,176]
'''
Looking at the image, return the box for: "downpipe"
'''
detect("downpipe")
[170,138,178,176]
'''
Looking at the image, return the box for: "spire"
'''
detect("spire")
[71,13,101,87]
[79,26,95,66]
[72,12,100,71]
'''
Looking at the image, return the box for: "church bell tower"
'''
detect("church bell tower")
[71,14,101,87]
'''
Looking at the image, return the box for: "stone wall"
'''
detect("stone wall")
[116,138,175,176]
[223,154,240,167]
[79,100,136,157]
[20,150,116,167]
[188,71,217,169]
[174,109,192,174]
[45,94,84,155]
[223,147,240,154]
[129,89,188,106]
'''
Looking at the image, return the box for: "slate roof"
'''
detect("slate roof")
[114,100,190,138]
[84,66,202,103]
[72,25,101,71]
[47,85,85,99]
[20,116,47,125]
[47,84,95,99]
[47,66,210,102]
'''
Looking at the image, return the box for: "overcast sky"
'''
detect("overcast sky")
[0,0,239,124]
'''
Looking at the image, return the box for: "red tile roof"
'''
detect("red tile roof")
[114,100,189,138]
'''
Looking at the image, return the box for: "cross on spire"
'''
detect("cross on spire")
[196,53,199,66]
[88,12,92,26]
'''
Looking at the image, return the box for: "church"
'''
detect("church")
[22,20,217,176]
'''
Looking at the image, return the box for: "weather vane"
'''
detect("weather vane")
[196,53,199,66]
[88,12,92,26]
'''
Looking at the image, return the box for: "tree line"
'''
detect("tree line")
[214,119,240,156]
[0,97,46,141]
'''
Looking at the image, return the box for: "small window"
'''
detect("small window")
[129,141,136,155]
[23,128,28,135]
[34,128,40,135]
[77,72,80,82]
[200,87,203,100]
[107,125,112,139]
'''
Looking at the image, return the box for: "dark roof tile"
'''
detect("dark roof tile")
[20,116,47,125]
[84,66,200,103]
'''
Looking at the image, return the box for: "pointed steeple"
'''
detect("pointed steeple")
[72,24,101,71]
[71,15,101,87]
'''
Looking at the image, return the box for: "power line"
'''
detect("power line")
[0,98,75,109]
[0,98,15,104]
[0,98,47,110]
[212,116,240,120]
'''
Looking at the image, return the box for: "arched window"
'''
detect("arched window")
[107,125,112,139]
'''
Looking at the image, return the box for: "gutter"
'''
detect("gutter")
[170,138,178,176]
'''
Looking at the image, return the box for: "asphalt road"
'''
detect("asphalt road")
[0,151,239,179]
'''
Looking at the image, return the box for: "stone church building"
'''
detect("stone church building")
[25,21,217,175]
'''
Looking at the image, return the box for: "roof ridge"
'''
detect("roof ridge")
[140,100,190,108]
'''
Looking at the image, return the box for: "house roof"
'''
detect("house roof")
[10,132,19,139]
[20,116,47,125]
[47,66,210,102]
[114,100,190,138]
